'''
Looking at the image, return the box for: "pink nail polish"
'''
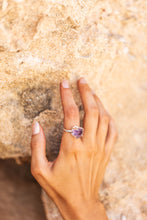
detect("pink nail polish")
[62,80,69,88]
[80,78,87,84]
[32,121,40,135]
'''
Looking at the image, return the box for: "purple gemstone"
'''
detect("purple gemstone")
[71,126,84,138]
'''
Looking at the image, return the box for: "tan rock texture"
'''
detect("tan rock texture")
[0,0,147,219]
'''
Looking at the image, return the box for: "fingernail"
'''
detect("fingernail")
[32,121,40,135]
[62,80,69,88]
[91,89,95,95]
[80,77,87,84]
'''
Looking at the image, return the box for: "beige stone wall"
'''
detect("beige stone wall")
[0,0,147,219]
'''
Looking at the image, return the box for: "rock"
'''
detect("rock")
[0,0,147,219]
[0,159,46,220]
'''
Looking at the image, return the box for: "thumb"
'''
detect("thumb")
[31,121,51,178]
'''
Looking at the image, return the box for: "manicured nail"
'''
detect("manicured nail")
[91,89,95,95]
[32,121,40,135]
[62,80,69,88]
[80,77,87,84]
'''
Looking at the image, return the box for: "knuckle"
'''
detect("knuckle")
[69,148,81,156]
[101,114,110,124]
[110,119,118,139]
[31,138,36,148]
[86,141,98,155]
[31,141,39,149]
[74,146,97,156]
[87,147,97,156]
[64,140,81,154]
[31,165,43,177]
[113,128,118,140]
[65,106,79,119]
[86,106,99,117]
[73,148,82,155]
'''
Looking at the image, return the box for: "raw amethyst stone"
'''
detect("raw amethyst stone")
[71,126,84,138]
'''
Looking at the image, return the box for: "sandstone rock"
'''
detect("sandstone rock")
[0,0,147,219]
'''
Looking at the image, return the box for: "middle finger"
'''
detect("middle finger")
[77,77,99,143]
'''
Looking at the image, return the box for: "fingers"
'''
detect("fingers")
[60,78,117,156]
[60,80,81,151]
[31,121,52,180]
[77,77,99,143]
[93,95,110,151]
[105,118,118,155]
[60,80,80,129]
[93,94,118,154]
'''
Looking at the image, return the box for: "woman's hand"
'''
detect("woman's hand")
[30,77,118,220]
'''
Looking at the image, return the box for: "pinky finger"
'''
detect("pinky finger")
[105,118,118,155]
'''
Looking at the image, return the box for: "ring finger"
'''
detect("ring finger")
[77,77,99,144]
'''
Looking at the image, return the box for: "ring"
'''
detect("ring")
[63,125,84,139]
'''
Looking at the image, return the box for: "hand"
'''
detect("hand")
[30,77,118,220]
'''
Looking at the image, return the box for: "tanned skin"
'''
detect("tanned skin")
[30,77,118,220]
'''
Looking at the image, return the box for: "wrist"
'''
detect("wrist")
[71,200,108,220]
[53,196,108,220]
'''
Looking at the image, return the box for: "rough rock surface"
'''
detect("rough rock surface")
[0,0,147,219]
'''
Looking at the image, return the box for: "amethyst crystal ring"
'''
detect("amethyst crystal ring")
[63,125,84,139]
